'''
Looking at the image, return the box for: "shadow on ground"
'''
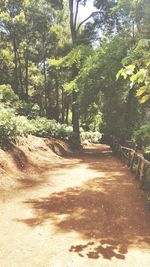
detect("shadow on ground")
[16,145,150,260]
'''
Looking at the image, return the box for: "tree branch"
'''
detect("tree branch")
[77,11,101,31]
[74,0,80,31]
[69,0,76,43]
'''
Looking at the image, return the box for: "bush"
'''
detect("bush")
[0,84,19,106]
[31,117,73,139]
[56,124,73,139]
[0,104,103,147]
[81,130,102,143]
[15,116,36,136]
[0,105,38,145]
[144,147,150,161]
[16,102,40,118]
[0,106,18,145]
[134,125,150,148]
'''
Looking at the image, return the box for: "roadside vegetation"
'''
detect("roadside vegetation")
[0,0,149,157]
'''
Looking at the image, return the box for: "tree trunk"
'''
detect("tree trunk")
[65,100,69,125]
[12,34,19,94]
[25,53,29,102]
[61,87,65,123]
[43,60,48,115]
[69,0,81,146]
[69,0,77,46]
[71,63,80,143]
[17,52,24,99]
[72,89,80,137]
[55,71,59,122]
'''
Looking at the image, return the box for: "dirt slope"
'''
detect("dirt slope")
[0,137,150,267]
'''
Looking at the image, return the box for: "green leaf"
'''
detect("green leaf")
[116,69,123,80]
[139,94,150,104]
[125,64,135,75]
[136,86,147,96]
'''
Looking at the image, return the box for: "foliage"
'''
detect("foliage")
[117,39,150,103]
[0,84,41,117]
[0,104,73,146]
[31,117,73,139]
[81,103,103,131]
[0,106,18,145]
[143,147,150,161]
[0,105,36,145]
[49,44,93,94]
[80,130,102,144]
[0,84,19,105]
[76,33,142,141]
[0,0,150,150]
[133,124,150,148]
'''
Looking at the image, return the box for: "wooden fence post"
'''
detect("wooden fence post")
[129,151,136,172]
[136,157,142,180]
[113,143,150,186]
[128,150,131,167]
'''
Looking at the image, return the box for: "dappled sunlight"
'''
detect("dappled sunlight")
[69,239,127,260]
[13,144,150,264]
[17,171,150,260]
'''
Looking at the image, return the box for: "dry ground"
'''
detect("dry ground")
[0,136,150,267]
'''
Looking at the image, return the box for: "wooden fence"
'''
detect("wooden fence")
[112,141,150,188]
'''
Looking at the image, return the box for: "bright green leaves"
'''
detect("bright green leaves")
[130,69,147,83]
[48,44,93,94]
[117,39,150,103]
[63,79,77,94]
[116,64,135,80]
[49,45,93,69]
[0,11,10,21]
[0,47,14,69]
[139,94,150,104]
[13,11,26,24]
[0,84,19,104]
[23,0,30,7]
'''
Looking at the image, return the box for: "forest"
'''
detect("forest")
[1,1,150,266]
[0,0,150,156]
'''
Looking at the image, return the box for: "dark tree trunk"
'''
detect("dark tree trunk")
[55,71,59,122]
[17,52,24,99]
[71,64,80,143]
[72,89,80,138]
[69,0,81,146]
[12,34,19,94]
[43,60,48,114]
[61,87,65,123]
[65,100,69,125]
[25,53,29,102]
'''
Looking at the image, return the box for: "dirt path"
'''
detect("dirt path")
[1,144,150,267]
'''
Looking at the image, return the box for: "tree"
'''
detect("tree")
[68,0,117,145]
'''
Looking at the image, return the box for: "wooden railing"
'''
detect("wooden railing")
[112,141,150,187]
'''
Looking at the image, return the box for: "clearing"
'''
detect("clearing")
[0,136,150,267]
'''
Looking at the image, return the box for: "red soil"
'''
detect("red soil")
[0,136,150,267]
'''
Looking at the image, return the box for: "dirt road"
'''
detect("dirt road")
[1,144,150,267]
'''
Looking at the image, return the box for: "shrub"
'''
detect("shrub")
[15,116,36,136]
[56,124,73,139]
[31,117,59,137]
[81,131,102,143]
[134,125,150,148]
[0,105,37,145]
[144,147,150,161]
[0,84,19,106]
[16,102,40,118]
[31,117,73,139]
[0,104,102,147]
[0,106,18,145]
